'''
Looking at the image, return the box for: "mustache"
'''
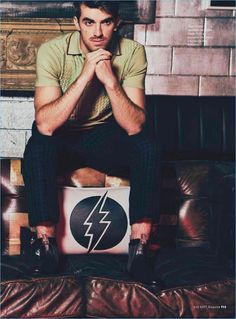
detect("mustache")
[90,36,106,40]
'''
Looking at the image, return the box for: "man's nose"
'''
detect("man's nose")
[94,23,103,37]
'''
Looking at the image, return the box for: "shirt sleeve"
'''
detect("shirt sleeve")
[122,44,148,89]
[35,42,61,87]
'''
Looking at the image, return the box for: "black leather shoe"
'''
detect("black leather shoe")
[30,234,60,275]
[127,236,155,284]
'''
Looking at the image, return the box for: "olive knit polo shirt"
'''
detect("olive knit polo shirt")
[35,31,147,130]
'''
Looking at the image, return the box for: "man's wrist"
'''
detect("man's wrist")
[76,73,92,88]
[104,78,119,91]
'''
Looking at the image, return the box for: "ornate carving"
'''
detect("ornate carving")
[7,37,37,70]
[1,18,75,90]
[0,37,7,69]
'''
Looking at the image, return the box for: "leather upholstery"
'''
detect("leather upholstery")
[1,275,84,318]
[146,96,234,160]
[1,255,85,318]
[85,277,234,318]
[1,95,235,318]
[2,251,233,318]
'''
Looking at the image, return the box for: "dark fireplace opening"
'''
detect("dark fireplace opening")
[0,91,34,98]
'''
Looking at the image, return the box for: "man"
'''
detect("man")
[23,1,159,283]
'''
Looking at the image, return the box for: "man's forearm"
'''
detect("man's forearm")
[35,49,112,135]
[35,75,89,135]
[105,82,146,135]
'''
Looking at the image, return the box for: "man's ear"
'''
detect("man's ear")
[73,16,80,31]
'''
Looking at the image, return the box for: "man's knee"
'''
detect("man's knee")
[129,133,158,163]
[23,133,57,171]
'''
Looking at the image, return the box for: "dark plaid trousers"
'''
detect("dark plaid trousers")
[22,117,160,227]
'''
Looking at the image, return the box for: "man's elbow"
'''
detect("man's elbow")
[127,126,142,136]
[36,120,54,136]
[127,115,146,136]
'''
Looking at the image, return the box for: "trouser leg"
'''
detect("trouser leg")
[76,124,160,285]
[22,123,77,227]
[127,132,160,225]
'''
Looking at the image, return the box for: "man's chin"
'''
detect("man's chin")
[87,40,109,51]
[90,44,107,51]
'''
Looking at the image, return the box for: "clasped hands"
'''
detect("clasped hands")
[81,48,117,88]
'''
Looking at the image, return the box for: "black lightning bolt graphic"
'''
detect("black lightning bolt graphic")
[83,192,111,253]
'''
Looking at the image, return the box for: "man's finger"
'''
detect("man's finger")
[96,58,111,64]
[86,49,112,60]
[94,54,112,64]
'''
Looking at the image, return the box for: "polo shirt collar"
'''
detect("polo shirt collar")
[67,31,121,56]
[67,31,83,56]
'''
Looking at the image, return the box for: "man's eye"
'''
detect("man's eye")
[103,20,113,26]
[85,21,93,26]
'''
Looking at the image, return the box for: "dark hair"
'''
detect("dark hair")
[74,1,119,19]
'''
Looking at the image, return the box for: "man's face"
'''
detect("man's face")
[74,4,119,53]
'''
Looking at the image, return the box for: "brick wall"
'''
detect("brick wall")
[0,0,235,158]
[134,0,235,95]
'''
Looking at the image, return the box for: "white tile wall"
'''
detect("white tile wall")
[0,97,34,158]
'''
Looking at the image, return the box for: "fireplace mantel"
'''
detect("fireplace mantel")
[1,19,79,91]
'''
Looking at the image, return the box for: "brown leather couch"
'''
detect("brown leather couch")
[1,95,235,318]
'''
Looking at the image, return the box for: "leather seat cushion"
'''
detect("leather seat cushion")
[86,276,235,318]
[1,250,235,318]
[1,256,85,318]
[65,251,234,318]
